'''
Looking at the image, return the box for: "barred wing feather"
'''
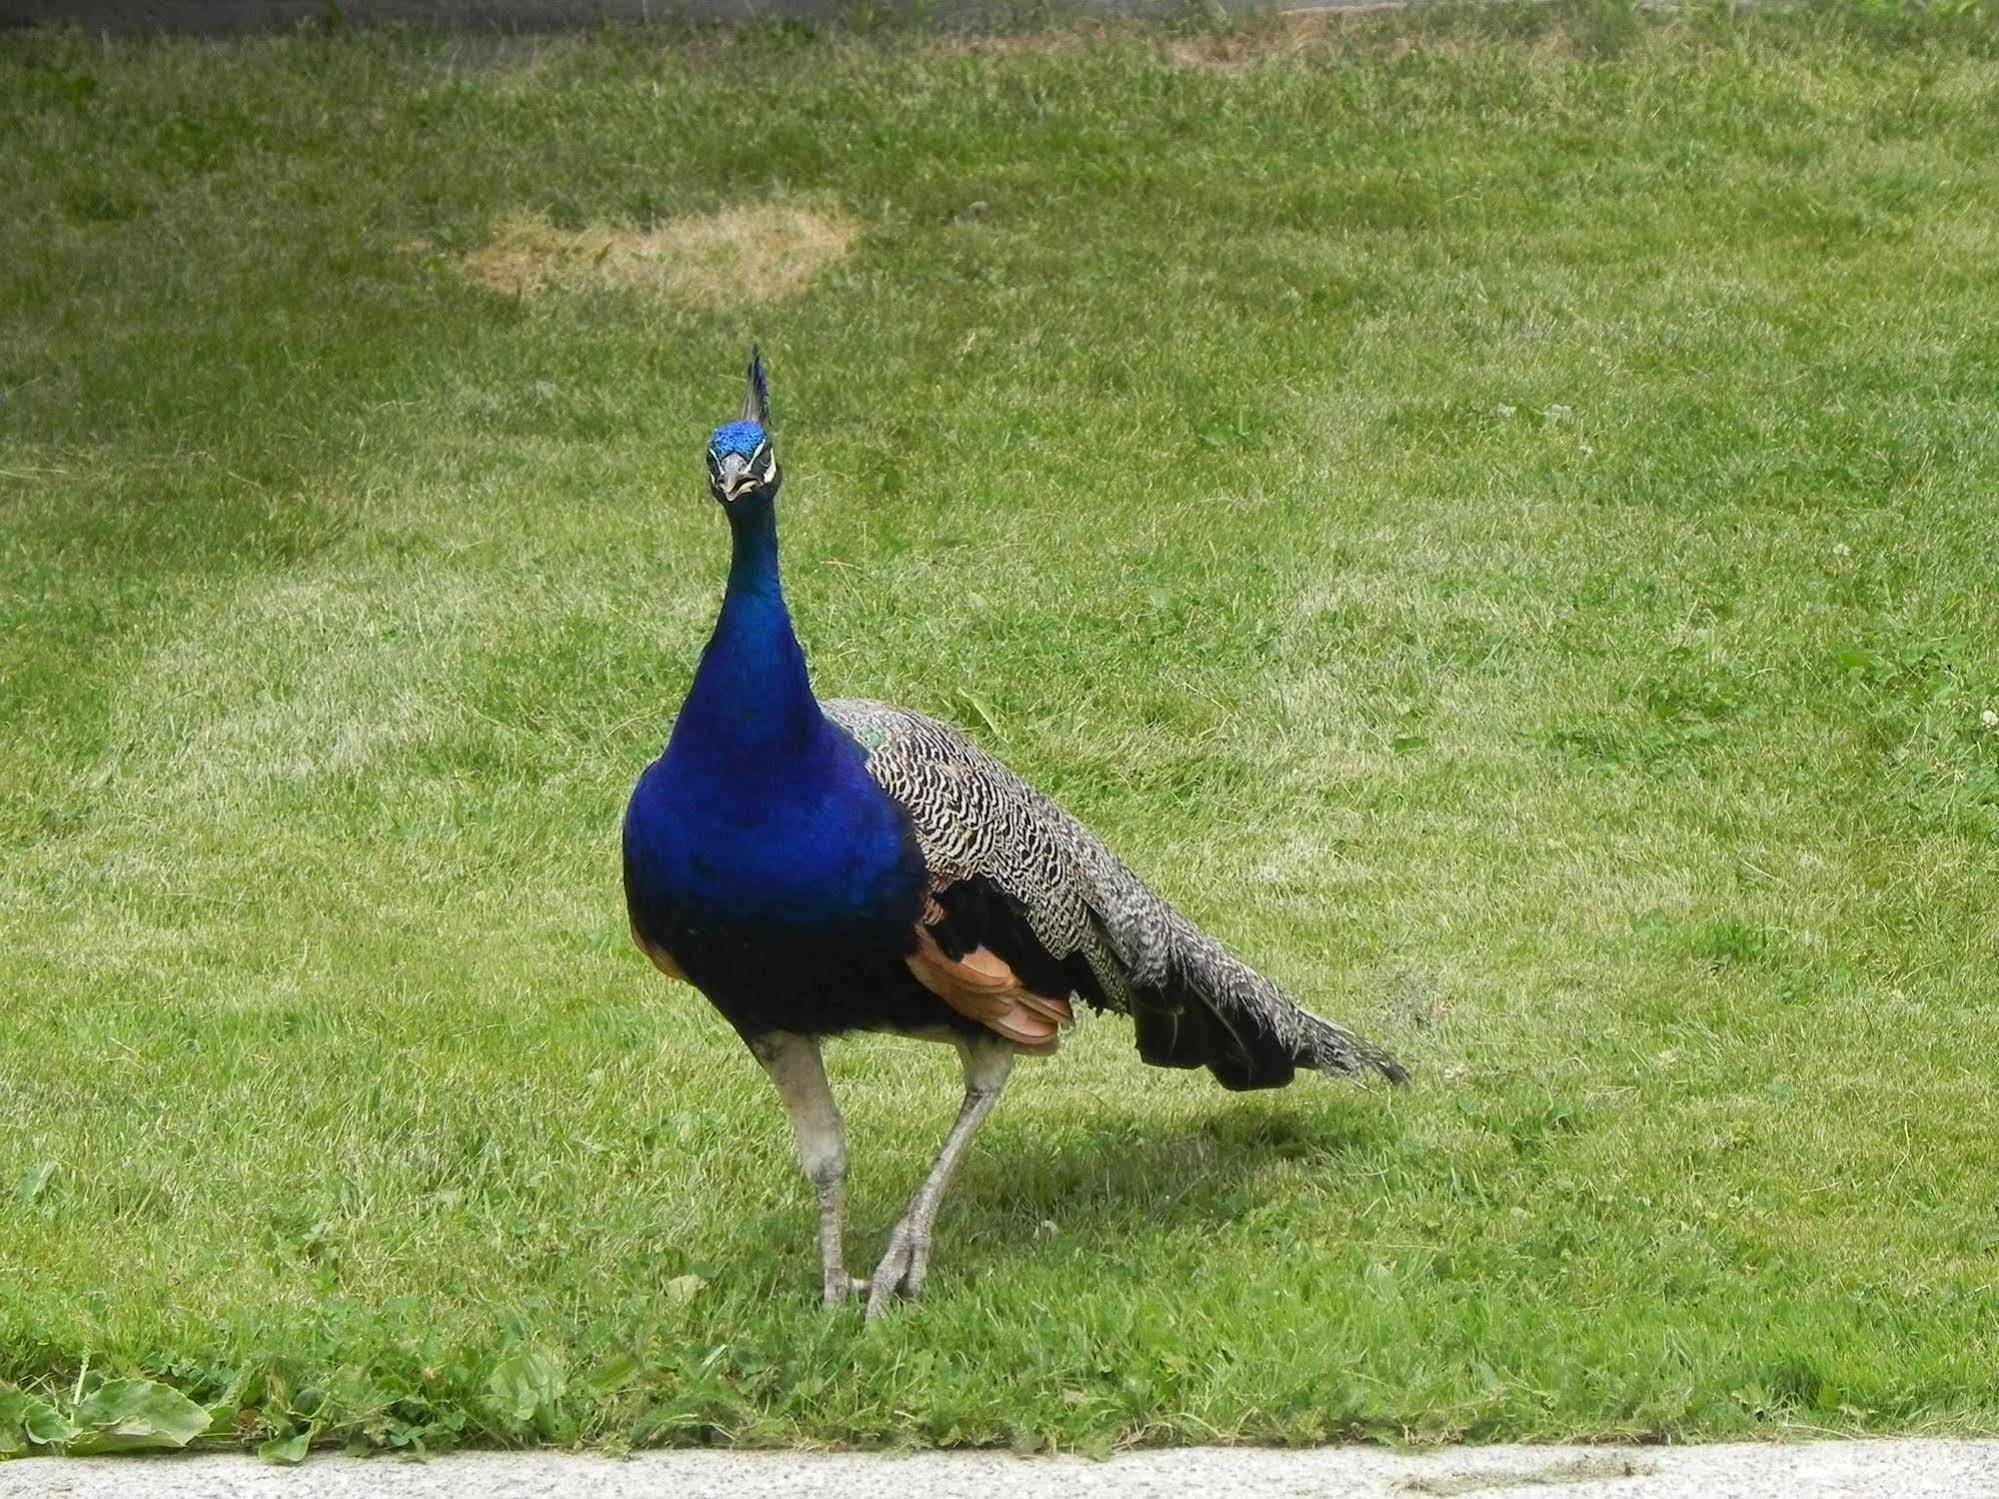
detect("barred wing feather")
[824,699,1405,1089]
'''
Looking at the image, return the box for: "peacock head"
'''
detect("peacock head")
[705,347,779,507]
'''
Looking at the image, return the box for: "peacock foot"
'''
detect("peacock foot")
[822,1267,868,1309]
[863,1224,931,1320]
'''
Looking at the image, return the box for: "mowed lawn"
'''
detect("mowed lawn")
[4,3,1999,1454]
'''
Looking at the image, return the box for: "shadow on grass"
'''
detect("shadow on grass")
[974,1099,1397,1218]
[727,1095,1403,1291]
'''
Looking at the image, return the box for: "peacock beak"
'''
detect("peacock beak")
[717,452,754,500]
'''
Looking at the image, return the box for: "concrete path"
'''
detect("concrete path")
[4,1443,1998,1499]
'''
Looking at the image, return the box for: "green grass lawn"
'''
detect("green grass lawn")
[4,1,1999,1456]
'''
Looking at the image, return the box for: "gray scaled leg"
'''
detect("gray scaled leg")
[866,1034,1015,1321]
[749,1031,862,1307]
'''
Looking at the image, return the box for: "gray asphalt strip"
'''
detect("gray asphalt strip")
[4,1442,1999,1499]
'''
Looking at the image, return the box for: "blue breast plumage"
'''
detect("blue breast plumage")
[623,709,933,1035]
[626,726,920,932]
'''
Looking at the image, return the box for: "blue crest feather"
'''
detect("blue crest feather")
[710,420,768,458]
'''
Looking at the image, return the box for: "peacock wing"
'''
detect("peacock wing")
[823,699,1119,1051]
[822,697,1405,1087]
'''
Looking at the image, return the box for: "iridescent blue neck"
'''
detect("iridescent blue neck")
[669,496,821,766]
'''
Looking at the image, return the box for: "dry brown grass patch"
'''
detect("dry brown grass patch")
[456,205,859,304]
[1158,12,1372,72]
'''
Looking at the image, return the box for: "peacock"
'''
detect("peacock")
[622,351,1405,1319]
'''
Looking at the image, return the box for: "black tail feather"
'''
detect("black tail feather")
[1131,970,1405,1092]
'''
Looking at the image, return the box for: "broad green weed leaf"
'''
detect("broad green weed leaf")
[586,1354,641,1395]
[23,1398,78,1447]
[0,1386,71,1453]
[258,1429,312,1465]
[68,1378,209,1453]
[486,1349,565,1426]
[663,1273,709,1306]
